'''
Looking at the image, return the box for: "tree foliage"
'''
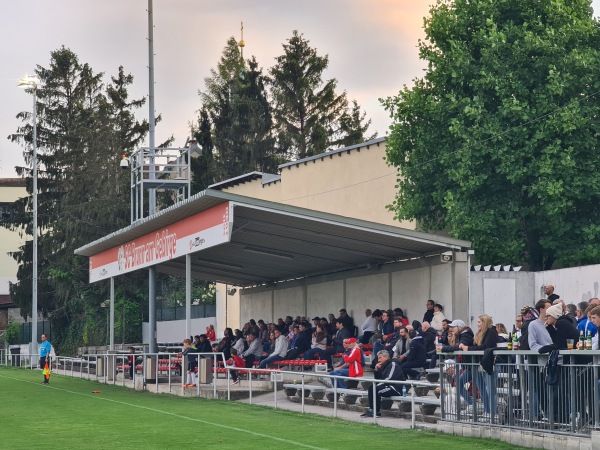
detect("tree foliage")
[193,31,375,187]
[383,0,600,270]
[270,31,375,160]
[5,47,149,351]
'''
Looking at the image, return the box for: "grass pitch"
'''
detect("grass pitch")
[0,367,524,449]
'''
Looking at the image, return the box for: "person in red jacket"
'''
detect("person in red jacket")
[330,338,363,388]
[229,348,246,386]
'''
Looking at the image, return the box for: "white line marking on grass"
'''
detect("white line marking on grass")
[0,374,327,450]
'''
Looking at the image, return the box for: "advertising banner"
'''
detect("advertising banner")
[89,202,232,282]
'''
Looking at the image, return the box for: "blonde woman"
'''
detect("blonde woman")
[458,315,498,416]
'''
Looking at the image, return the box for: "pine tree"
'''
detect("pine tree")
[269,31,373,159]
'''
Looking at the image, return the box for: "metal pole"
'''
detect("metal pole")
[110,277,115,350]
[31,84,38,356]
[147,0,157,355]
[185,254,191,339]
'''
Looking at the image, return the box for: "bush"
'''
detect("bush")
[4,319,21,345]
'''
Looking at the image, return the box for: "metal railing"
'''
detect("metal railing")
[438,350,600,436]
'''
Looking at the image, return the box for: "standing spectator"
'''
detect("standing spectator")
[338,308,354,330]
[206,324,216,342]
[546,304,578,350]
[360,350,406,418]
[423,299,435,324]
[359,309,376,344]
[39,334,52,385]
[579,304,598,338]
[179,338,198,388]
[258,322,269,344]
[430,304,447,333]
[527,299,554,420]
[326,314,337,341]
[545,284,560,302]
[458,315,498,415]
[127,346,136,379]
[259,329,288,368]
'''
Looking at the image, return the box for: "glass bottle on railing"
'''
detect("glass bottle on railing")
[512,332,519,350]
[586,330,593,350]
[579,330,586,350]
[507,333,513,350]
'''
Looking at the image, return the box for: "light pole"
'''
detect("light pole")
[18,75,39,355]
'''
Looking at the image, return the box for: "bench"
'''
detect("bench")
[389,395,441,414]
[283,384,327,400]
[325,388,369,405]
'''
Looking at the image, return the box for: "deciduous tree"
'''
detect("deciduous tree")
[383,0,600,270]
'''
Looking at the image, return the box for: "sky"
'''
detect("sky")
[1,0,599,178]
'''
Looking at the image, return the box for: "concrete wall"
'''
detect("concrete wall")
[142,317,216,344]
[536,264,600,304]
[222,140,413,229]
[235,255,467,327]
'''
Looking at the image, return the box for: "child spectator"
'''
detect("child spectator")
[229,348,245,386]
[206,324,216,342]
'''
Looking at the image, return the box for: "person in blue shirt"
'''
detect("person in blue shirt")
[39,334,52,384]
[578,303,599,338]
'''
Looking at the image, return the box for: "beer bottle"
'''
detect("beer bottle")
[507,333,513,350]
[579,330,586,350]
[586,330,593,350]
[512,332,519,350]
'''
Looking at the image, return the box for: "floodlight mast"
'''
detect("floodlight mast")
[18,75,39,356]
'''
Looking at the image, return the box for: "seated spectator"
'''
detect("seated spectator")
[393,308,409,326]
[215,328,234,360]
[284,325,301,358]
[360,350,406,418]
[258,322,269,344]
[304,319,351,369]
[420,321,438,357]
[259,329,288,368]
[311,324,328,351]
[275,318,286,334]
[372,317,402,369]
[240,331,263,368]
[359,308,376,344]
[232,329,246,355]
[430,304,446,333]
[194,334,213,354]
[369,309,384,344]
[264,331,276,354]
[438,320,474,352]
[330,338,363,389]
[398,329,426,379]
[391,327,411,359]
[229,348,245,386]
[440,319,451,345]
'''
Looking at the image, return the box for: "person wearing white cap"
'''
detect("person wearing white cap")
[437,320,474,353]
